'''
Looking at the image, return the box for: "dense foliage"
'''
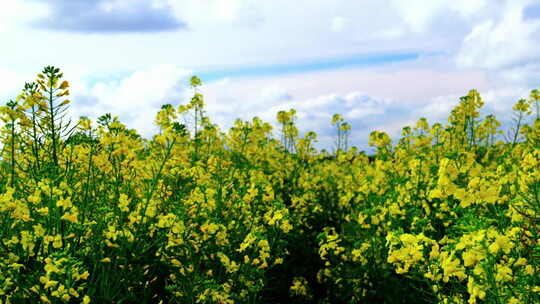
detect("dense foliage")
[0,66,538,303]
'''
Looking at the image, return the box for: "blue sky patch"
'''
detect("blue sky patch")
[196,52,421,83]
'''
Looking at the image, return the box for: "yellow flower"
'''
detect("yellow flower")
[118,194,130,212]
[52,235,62,249]
[274,213,292,232]
[525,265,534,275]
[59,80,69,90]
[514,257,527,267]
[495,264,512,282]
[40,295,51,303]
[36,207,49,216]
[217,252,239,273]
[28,192,41,204]
[290,277,310,297]
[79,271,90,280]
[56,197,72,209]
[60,212,78,224]
[44,280,58,289]
[508,297,520,304]
[488,235,514,255]
[238,233,256,252]
[462,249,481,267]
[441,253,466,282]
[69,288,79,297]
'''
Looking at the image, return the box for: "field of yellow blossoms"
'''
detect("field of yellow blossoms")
[0,66,538,303]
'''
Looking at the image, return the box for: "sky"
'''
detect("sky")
[1,0,539,151]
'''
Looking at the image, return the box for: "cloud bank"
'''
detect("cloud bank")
[30,0,185,33]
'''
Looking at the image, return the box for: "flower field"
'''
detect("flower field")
[0,66,538,303]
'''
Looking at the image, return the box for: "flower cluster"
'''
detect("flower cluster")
[0,67,538,303]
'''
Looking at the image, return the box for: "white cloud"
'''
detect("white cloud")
[373,119,417,139]
[391,0,447,34]
[0,68,27,100]
[331,16,347,32]
[259,84,292,103]
[449,0,488,17]
[70,64,192,136]
[456,0,540,70]
[371,27,405,40]
[481,87,532,115]
[417,94,460,123]
[166,0,263,28]
[0,0,48,33]
[390,0,490,35]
